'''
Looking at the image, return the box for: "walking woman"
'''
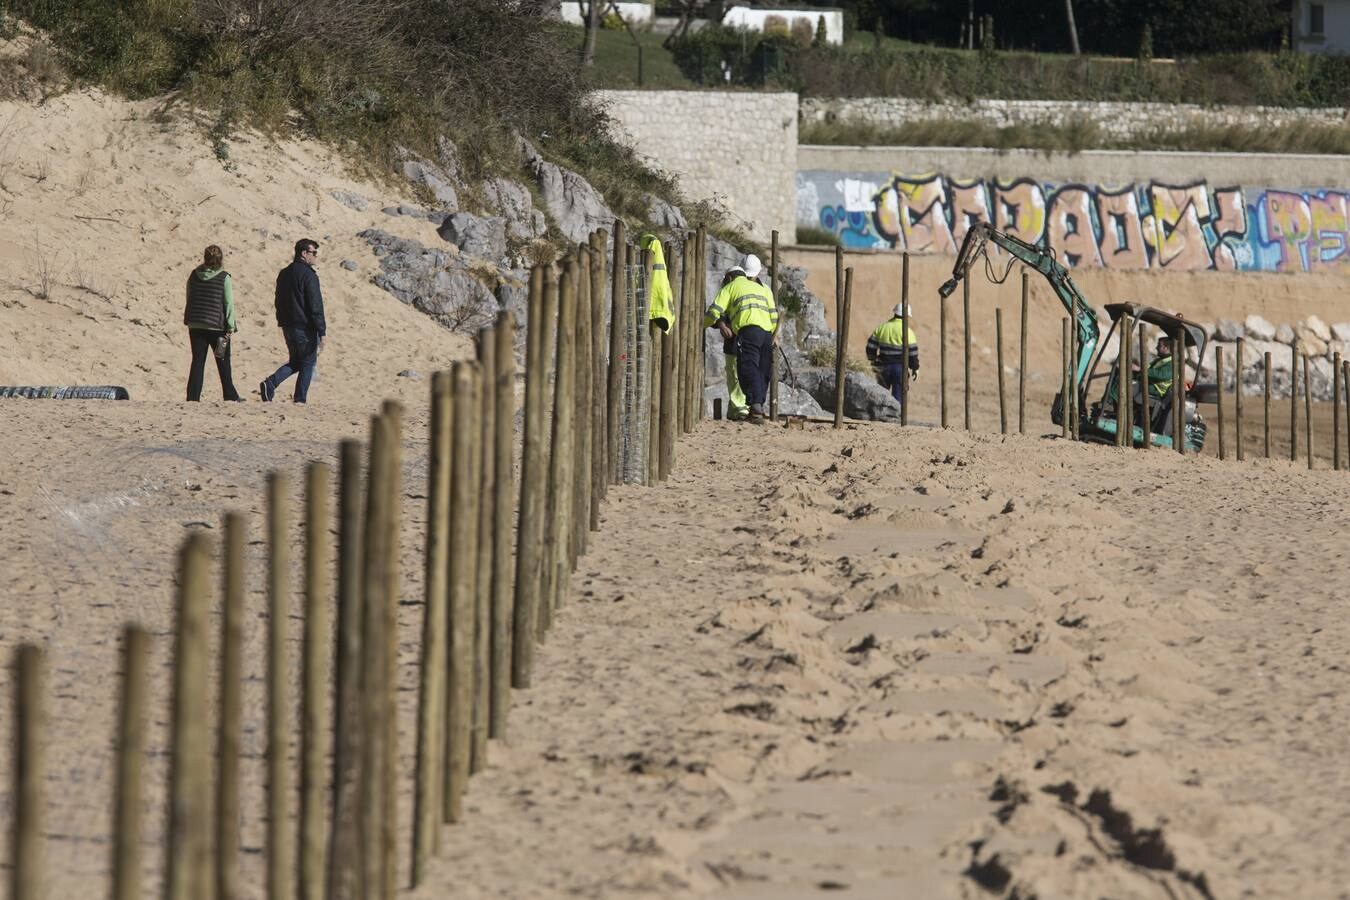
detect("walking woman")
[184,244,243,401]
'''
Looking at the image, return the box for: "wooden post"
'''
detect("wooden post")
[1071,294,1081,439]
[659,296,677,480]
[769,230,779,420]
[996,307,1007,435]
[216,513,244,900]
[963,274,972,431]
[589,231,609,507]
[1115,318,1128,447]
[834,268,852,427]
[473,335,496,776]
[378,400,402,900]
[491,312,516,737]
[266,473,294,900]
[1264,352,1273,458]
[1304,354,1314,470]
[1290,341,1299,462]
[684,236,699,433]
[696,225,707,423]
[607,222,626,481]
[412,373,450,885]
[1061,318,1070,438]
[328,439,365,900]
[1334,352,1342,471]
[901,251,911,427]
[1344,361,1350,471]
[1140,322,1151,448]
[301,462,331,900]
[1018,270,1027,434]
[545,260,578,624]
[1170,329,1185,454]
[513,265,552,689]
[12,644,43,900]
[941,288,950,429]
[573,246,593,552]
[1236,338,1246,461]
[833,246,845,428]
[446,362,479,822]
[113,626,148,900]
[1216,348,1226,460]
[1121,316,1133,447]
[359,415,392,894]
[648,322,662,485]
[166,533,211,900]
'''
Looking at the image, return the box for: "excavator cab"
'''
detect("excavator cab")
[1078,303,1210,452]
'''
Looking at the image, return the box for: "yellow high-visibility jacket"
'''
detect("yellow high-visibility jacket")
[866,317,920,369]
[703,276,778,334]
[640,235,675,334]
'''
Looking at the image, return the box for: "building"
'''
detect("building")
[721,6,844,45]
[1292,0,1350,54]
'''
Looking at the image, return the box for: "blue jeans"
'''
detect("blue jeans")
[265,326,320,402]
[735,325,773,411]
[878,362,908,415]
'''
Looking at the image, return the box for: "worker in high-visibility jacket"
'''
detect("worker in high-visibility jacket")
[639,233,675,334]
[715,266,749,421]
[866,302,920,415]
[704,254,778,424]
[1145,334,1175,400]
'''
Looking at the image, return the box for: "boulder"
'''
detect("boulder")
[1303,315,1332,342]
[340,259,358,271]
[398,149,459,211]
[703,381,824,419]
[1294,328,1328,359]
[1308,356,1336,401]
[1198,341,1238,388]
[1244,314,1277,341]
[495,271,530,332]
[1332,322,1350,341]
[359,228,500,333]
[437,212,508,263]
[793,366,902,422]
[330,189,369,212]
[1242,339,1292,373]
[1214,318,1244,341]
[520,138,615,243]
[1326,340,1350,362]
[645,193,687,231]
[1275,322,1296,344]
[435,135,464,184]
[481,177,546,241]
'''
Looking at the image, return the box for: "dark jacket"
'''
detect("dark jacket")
[274,259,326,336]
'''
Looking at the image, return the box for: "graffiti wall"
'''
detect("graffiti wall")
[798,170,1350,274]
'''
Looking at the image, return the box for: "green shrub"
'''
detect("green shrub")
[795,226,840,247]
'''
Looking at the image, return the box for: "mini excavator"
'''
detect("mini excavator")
[939,222,1210,452]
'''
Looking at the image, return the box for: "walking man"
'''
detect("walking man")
[260,238,326,403]
[704,254,777,424]
[866,303,920,416]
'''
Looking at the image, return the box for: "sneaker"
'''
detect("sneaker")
[259,379,274,402]
[747,410,766,425]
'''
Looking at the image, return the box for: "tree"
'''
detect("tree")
[579,0,600,65]
[1064,0,1081,54]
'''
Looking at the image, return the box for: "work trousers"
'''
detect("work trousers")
[877,362,909,416]
[735,325,773,412]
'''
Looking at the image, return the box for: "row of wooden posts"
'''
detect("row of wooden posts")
[823,245,1350,470]
[8,222,713,900]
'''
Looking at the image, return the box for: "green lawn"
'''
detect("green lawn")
[565,25,698,89]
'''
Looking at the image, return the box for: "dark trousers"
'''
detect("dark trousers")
[878,362,908,415]
[265,326,320,403]
[187,329,241,401]
[735,325,773,410]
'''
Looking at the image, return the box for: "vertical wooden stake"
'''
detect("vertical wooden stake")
[266,473,294,900]
[648,321,662,485]
[1115,318,1128,447]
[1071,294,1081,439]
[379,400,403,900]
[769,229,779,421]
[590,235,609,519]
[13,644,43,900]
[607,223,627,482]
[491,313,516,738]
[301,462,331,900]
[833,246,845,428]
[1216,348,1226,460]
[996,307,1007,435]
[1236,338,1246,461]
[1290,342,1299,462]
[545,260,578,625]
[446,363,479,822]
[963,274,972,431]
[573,247,593,553]
[217,512,244,900]
[1172,329,1185,454]
[412,372,450,885]
[1264,352,1273,458]
[1304,354,1314,470]
[1018,270,1027,434]
[1343,361,1350,471]
[1140,322,1151,448]
[512,265,551,688]
[473,337,496,776]
[114,627,148,900]
[1121,316,1133,447]
[941,289,950,429]
[901,251,911,427]
[359,416,392,894]
[659,297,677,480]
[328,439,365,900]
[1333,352,1342,471]
[1060,318,1070,439]
[167,532,212,900]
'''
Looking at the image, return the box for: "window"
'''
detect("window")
[1310,3,1325,36]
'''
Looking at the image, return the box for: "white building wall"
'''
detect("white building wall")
[722,6,844,45]
[1295,0,1350,53]
[558,2,654,27]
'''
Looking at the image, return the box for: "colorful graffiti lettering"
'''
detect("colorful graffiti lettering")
[803,170,1350,274]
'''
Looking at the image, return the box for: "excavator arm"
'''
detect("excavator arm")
[939,222,1100,388]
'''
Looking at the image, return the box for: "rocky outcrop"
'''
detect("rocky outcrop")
[398,147,460,212]
[703,381,824,419]
[437,212,508,263]
[793,367,903,422]
[520,138,615,243]
[358,228,500,333]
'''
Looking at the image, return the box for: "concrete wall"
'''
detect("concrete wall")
[797,145,1350,275]
[597,90,797,243]
[558,2,653,27]
[723,6,844,44]
[800,97,1349,141]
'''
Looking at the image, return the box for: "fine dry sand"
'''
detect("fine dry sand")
[4,85,1350,900]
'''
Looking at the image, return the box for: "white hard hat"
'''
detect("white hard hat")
[726,265,745,277]
[893,303,912,318]
[742,254,762,279]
